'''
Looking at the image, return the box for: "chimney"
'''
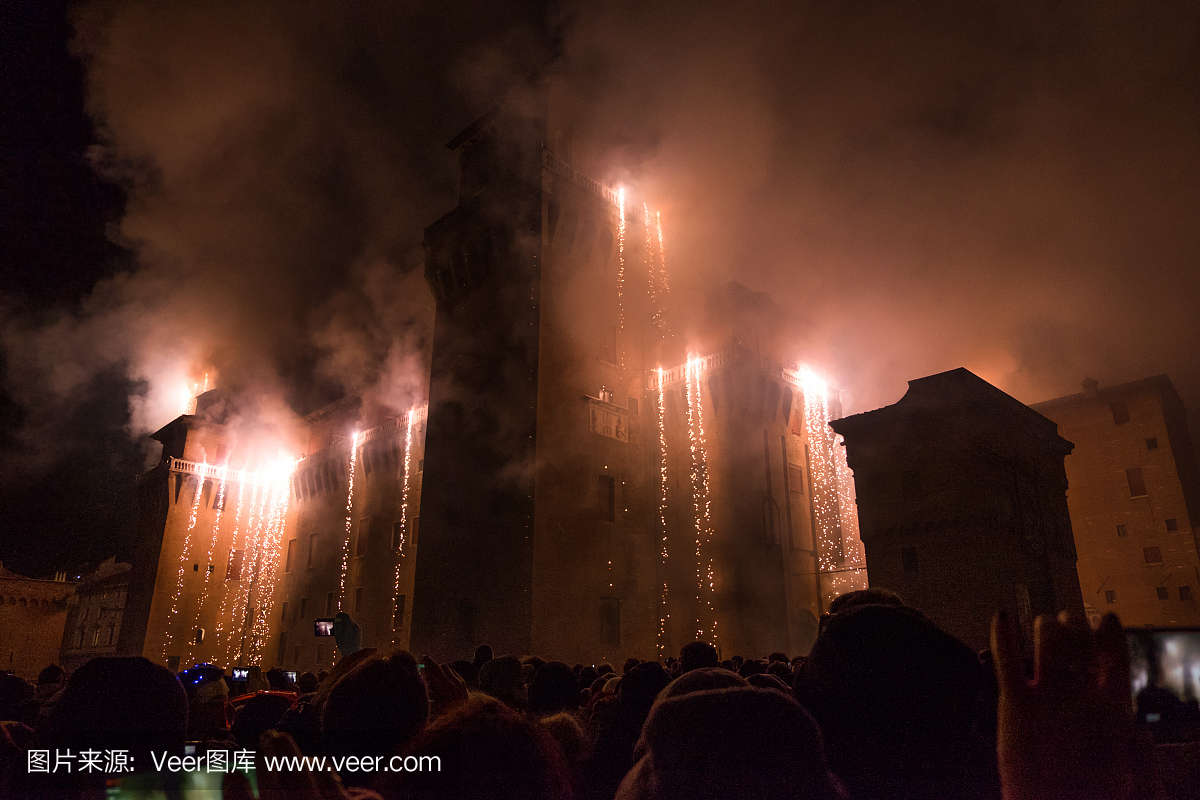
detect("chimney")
[1081,377,1099,397]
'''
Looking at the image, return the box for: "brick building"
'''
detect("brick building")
[411,75,864,663]
[0,563,73,680]
[128,76,865,670]
[1032,376,1200,627]
[60,557,131,673]
[832,368,1084,650]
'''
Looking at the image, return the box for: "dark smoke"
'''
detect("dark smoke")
[2,0,1198,573]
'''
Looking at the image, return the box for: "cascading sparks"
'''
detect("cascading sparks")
[802,369,841,575]
[246,463,296,663]
[213,479,247,667]
[656,369,671,656]
[391,410,415,645]
[616,188,627,350]
[222,480,263,667]
[185,465,228,664]
[338,432,360,612]
[162,463,208,661]
[684,358,717,643]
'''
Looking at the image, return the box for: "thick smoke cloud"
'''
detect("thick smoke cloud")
[2,0,1198,572]
[556,0,1200,414]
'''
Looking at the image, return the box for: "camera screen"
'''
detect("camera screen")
[314,618,334,636]
[232,667,249,680]
[1127,628,1200,736]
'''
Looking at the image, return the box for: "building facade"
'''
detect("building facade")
[59,557,131,673]
[1032,376,1200,628]
[832,368,1084,651]
[128,78,865,670]
[0,563,73,680]
[411,76,865,664]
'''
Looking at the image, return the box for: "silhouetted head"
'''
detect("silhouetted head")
[737,659,766,678]
[37,664,66,688]
[232,692,293,749]
[623,657,641,674]
[473,644,494,668]
[795,604,991,799]
[617,687,848,800]
[617,661,672,717]
[383,695,572,800]
[528,661,580,716]
[265,667,295,692]
[38,656,187,770]
[826,587,904,615]
[296,671,319,694]
[322,651,428,771]
[658,667,747,704]
[478,655,526,710]
[679,641,719,673]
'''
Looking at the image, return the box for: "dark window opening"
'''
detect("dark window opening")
[278,631,288,662]
[325,593,334,616]
[1105,590,1117,603]
[355,587,364,611]
[285,539,297,572]
[1181,586,1194,602]
[356,519,370,557]
[901,547,919,575]
[1126,468,1147,498]
[393,595,407,631]
[280,602,288,624]
[599,475,616,523]
[1110,401,1130,425]
[788,465,804,494]
[1157,586,1169,600]
[293,645,301,666]
[1116,524,1128,538]
[1165,518,1178,532]
[1146,438,1158,450]
[299,598,307,619]
[600,598,621,649]
[1143,546,1163,564]
[227,549,244,581]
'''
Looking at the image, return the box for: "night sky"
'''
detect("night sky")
[2,0,1198,577]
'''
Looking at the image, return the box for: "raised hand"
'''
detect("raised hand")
[991,610,1143,800]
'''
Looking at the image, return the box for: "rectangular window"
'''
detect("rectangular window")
[293,645,301,666]
[1116,524,1128,538]
[325,592,334,616]
[299,597,307,619]
[1182,586,1194,602]
[600,597,621,648]
[901,546,919,575]
[1146,437,1159,450]
[355,587,364,611]
[1165,518,1178,532]
[278,631,288,662]
[1157,586,1169,600]
[1105,590,1117,603]
[599,475,616,522]
[394,595,407,631]
[316,642,324,664]
[1126,468,1147,498]
[1144,546,1163,564]
[308,534,318,568]
[285,539,297,572]
[356,519,370,557]
[788,465,805,494]
[1111,401,1130,425]
[280,602,289,624]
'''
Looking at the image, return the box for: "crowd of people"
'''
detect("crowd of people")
[0,589,1184,799]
